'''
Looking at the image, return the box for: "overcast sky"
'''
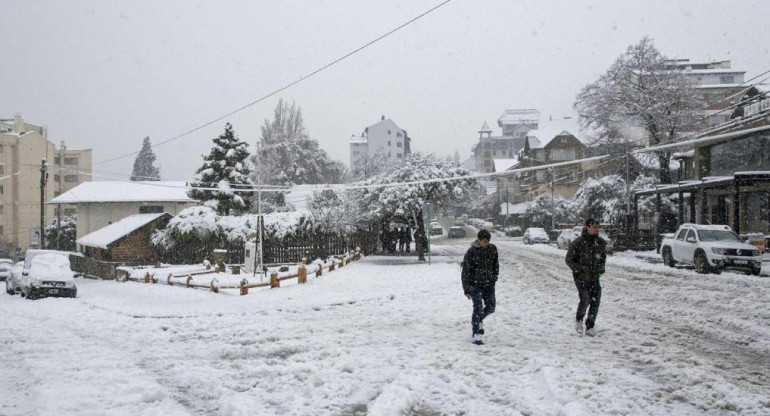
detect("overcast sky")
[2,0,769,181]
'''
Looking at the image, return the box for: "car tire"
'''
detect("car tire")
[694,251,710,274]
[751,267,761,276]
[663,247,676,268]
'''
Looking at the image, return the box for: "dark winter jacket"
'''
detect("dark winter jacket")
[565,228,607,280]
[461,240,499,294]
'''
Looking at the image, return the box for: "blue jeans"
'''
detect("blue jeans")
[469,284,496,335]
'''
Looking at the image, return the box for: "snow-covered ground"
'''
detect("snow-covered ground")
[2,236,769,415]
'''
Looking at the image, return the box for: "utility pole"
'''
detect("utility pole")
[39,158,48,249]
[257,141,264,281]
[549,168,555,232]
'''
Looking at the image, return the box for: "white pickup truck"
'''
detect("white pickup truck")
[660,223,762,275]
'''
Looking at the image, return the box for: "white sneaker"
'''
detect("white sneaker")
[473,333,484,345]
[585,327,597,337]
[575,320,584,334]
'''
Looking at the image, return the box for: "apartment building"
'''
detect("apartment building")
[349,116,412,172]
[0,114,92,253]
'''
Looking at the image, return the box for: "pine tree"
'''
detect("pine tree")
[130,137,161,181]
[188,123,254,215]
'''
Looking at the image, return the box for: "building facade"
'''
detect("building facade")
[0,114,92,254]
[349,116,411,172]
[472,110,539,173]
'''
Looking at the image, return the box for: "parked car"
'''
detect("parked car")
[523,227,549,245]
[448,226,466,238]
[557,226,583,249]
[20,252,78,299]
[504,226,522,237]
[0,259,13,281]
[429,223,444,236]
[660,223,762,275]
[5,261,24,295]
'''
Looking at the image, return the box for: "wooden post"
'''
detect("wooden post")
[144,272,151,283]
[239,278,248,295]
[151,274,158,284]
[298,264,307,284]
[270,271,279,288]
[186,275,193,288]
[338,257,344,268]
[329,260,335,271]
[209,279,219,293]
[155,260,162,269]
[167,273,173,285]
[316,264,322,277]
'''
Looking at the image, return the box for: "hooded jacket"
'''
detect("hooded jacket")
[565,227,607,279]
[461,240,499,294]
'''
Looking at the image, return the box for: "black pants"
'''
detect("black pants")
[574,276,601,330]
[469,284,496,336]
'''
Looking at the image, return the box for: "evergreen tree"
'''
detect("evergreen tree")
[188,123,253,215]
[44,216,77,251]
[130,137,161,181]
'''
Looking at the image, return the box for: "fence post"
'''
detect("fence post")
[298,264,307,284]
[270,271,279,288]
[167,273,173,285]
[329,260,335,271]
[151,274,158,284]
[144,272,151,283]
[210,279,219,293]
[316,263,322,277]
[240,278,248,295]
[339,256,344,268]
[186,275,193,288]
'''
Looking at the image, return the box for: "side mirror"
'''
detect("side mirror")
[686,237,696,243]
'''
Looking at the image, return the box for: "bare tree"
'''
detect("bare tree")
[575,37,701,184]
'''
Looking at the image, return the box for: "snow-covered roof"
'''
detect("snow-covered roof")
[461,156,477,171]
[77,213,169,249]
[50,181,196,204]
[683,68,746,75]
[493,158,519,172]
[349,135,367,144]
[500,201,531,215]
[695,84,742,89]
[479,121,493,133]
[672,150,695,159]
[525,118,585,148]
[498,109,540,126]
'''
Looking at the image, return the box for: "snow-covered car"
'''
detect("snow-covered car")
[504,226,522,237]
[557,226,583,249]
[20,252,78,299]
[448,226,466,238]
[5,261,24,295]
[0,259,13,281]
[429,223,444,236]
[523,227,549,245]
[660,224,762,275]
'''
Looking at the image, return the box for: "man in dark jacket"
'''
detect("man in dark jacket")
[461,229,499,345]
[565,218,607,337]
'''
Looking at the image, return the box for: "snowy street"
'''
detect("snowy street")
[2,236,770,415]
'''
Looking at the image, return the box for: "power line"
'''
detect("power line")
[93,0,454,166]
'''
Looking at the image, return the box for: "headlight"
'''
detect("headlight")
[711,247,727,255]
[753,250,762,257]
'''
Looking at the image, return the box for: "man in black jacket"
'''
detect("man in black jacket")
[565,218,607,337]
[461,229,499,345]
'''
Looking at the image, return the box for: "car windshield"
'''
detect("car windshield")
[697,230,743,243]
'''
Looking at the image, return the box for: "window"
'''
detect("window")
[54,156,60,164]
[0,226,3,235]
[397,153,402,159]
[685,229,696,241]
[64,157,78,165]
[388,130,391,135]
[388,152,392,158]
[493,151,497,156]
[0,144,3,152]
[0,185,3,194]
[0,205,3,214]
[64,175,78,182]
[397,132,402,138]
[720,75,734,84]
[139,206,164,214]
[64,208,77,217]
[550,148,575,161]
[54,174,60,182]
[0,165,3,174]
[397,142,402,148]
[388,141,391,146]
[676,229,687,241]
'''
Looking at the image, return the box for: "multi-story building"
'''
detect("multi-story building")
[472,110,540,173]
[349,116,411,173]
[665,59,747,130]
[0,114,92,254]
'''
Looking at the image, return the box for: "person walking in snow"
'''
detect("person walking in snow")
[565,218,607,337]
[461,229,499,345]
[404,225,412,253]
[398,226,407,253]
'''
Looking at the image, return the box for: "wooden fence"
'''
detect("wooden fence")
[129,251,361,295]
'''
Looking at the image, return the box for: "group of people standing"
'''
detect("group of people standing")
[379,225,413,254]
[461,218,607,345]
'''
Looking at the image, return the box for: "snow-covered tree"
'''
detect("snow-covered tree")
[358,152,481,259]
[522,194,574,230]
[44,215,77,251]
[570,175,628,224]
[349,151,392,181]
[130,137,161,181]
[188,123,253,215]
[574,37,701,184]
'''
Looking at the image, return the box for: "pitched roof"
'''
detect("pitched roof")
[493,158,519,172]
[77,213,170,249]
[50,181,196,204]
[525,118,585,148]
[498,109,540,126]
[479,121,493,133]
